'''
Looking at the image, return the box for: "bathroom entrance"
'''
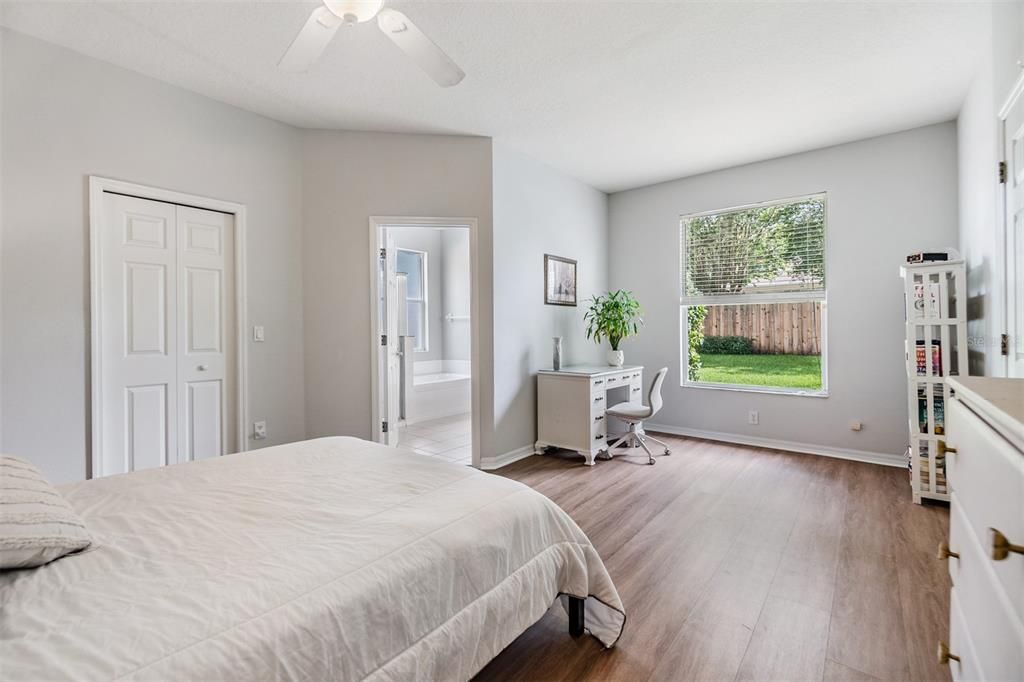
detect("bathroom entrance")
[370,218,478,466]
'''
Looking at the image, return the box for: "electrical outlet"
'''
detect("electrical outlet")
[253,420,267,440]
[850,420,863,431]
[748,410,759,425]
[253,325,265,342]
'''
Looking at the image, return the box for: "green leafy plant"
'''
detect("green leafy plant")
[584,290,644,351]
[700,335,755,355]
[687,305,706,381]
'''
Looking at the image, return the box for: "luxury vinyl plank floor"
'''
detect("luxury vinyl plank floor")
[475,434,951,682]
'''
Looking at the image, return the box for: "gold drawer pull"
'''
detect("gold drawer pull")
[936,541,959,561]
[989,528,1024,561]
[938,441,957,455]
[937,641,960,665]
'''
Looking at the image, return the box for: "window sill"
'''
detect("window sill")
[681,380,829,398]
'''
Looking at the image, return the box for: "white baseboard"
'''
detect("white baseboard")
[478,444,537,471]
[644,422,905,468]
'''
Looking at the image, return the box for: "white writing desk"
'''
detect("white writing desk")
[536,365,644,465]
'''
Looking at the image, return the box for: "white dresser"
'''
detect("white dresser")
[942,377,1024,681]
[536,365,643,466]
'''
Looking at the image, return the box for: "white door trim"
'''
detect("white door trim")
[89,176,249,478]
[368,216,481,467]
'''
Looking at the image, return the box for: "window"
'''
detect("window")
[397,249,428,352]
[681,194,827,395]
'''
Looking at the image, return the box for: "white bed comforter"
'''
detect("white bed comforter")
[0,437,625,681]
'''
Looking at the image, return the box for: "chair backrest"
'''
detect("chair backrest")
[648,367,668,417]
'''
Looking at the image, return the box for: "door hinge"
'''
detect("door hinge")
[1001,333,1010,356]
[379,247,387,259]
[382,420,389,433]
[381,334,387,346]
[999,161,1007,184]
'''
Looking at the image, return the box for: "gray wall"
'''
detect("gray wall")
[491,144,609,457]
[301,131,494,451]
[957,1,1024,376]
[608,123,959,459]
[0,29,307,483]
[390,227,444,362]
[441,229,471,363]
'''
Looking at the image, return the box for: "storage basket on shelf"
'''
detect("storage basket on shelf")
[899,260,967,504]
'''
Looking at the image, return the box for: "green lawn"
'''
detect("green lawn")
[697,354,822,390]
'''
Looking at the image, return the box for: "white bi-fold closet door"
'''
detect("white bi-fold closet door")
[97,192,237,476]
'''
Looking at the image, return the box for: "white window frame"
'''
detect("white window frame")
[397,248,429,353]
[680,193,829,397]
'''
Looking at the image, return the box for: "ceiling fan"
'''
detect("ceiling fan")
[279,0,465,87]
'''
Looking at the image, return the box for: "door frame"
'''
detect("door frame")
[88,176,249,478]
[999,70,1024,376]
[368,216,480,466]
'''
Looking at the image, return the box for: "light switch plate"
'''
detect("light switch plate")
[253,325,265,342]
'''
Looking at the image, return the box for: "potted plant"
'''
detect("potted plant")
[584,290,644,367]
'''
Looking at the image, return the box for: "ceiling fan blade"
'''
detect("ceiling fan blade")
[377,8,465,87]
[279,6,343,72]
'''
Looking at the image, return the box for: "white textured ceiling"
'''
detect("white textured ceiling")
[0,0,989,192]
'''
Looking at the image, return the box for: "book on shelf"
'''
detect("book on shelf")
[915,339,942,376]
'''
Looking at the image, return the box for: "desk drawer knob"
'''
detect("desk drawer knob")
[937,641,960,665]
[595,379,604,385]
[938,441,957,455]
[594,415,604,421]
[632,387,640,393]
[595,434,604,441]
[594,396,604,402]
[989,528,1024,561]
[936,541,959,561]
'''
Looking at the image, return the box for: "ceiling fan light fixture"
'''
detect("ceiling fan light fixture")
[323,0,384,24]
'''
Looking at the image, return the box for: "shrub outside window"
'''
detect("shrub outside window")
[680,194,828,395]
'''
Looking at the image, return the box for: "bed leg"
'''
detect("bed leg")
[568,596,585,637]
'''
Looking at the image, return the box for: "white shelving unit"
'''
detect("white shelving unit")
[900,260,967,504]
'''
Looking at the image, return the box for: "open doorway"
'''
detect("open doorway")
[369,217,479,466]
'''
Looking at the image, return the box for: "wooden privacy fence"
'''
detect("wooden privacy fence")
[701,302,822,355]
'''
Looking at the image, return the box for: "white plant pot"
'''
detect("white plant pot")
[607,349,624,367]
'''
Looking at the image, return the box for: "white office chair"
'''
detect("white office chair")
[604,367,671,465]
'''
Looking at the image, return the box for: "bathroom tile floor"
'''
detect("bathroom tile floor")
[398,413,473,465]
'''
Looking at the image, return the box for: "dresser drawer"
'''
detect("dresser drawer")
[948,495,1024,681]
[948,585,983,682]
[947,399,1024,622]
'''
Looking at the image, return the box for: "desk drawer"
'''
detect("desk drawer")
[591,416,607,448]
[947,399,1024,623]
[602,373,628,390]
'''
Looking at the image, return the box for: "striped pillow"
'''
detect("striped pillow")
[0,455,92,569]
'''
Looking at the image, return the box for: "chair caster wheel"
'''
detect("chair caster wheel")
[648,459,655,466]
[664,449,671,455]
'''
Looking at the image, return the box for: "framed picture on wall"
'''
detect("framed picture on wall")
[544,254,577,306]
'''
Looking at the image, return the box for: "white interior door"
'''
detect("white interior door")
[177,206,237,460]
[98,193,236,476]
[100,194,178,474]
[1004,85,1024,377]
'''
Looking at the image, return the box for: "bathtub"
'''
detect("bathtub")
[405,362,471,424]
[414,372,470,387]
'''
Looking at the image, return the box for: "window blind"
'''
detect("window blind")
[681,194,826,305]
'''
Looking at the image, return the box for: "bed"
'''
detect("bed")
[0,437,625,681]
